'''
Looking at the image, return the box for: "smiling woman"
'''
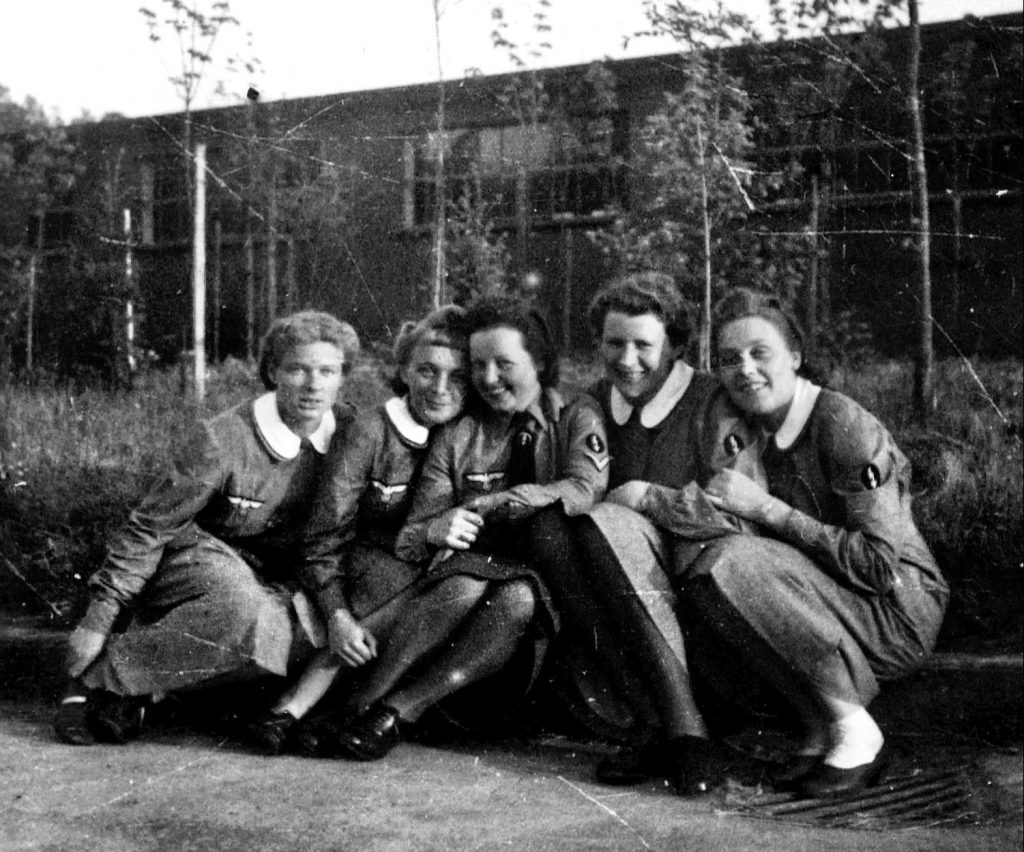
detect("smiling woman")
[51,310,360,747]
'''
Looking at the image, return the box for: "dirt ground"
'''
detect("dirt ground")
[1,610,1021,852]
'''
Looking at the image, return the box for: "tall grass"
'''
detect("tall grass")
[1,355,1020,651]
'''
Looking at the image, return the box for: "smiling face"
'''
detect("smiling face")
[717,316,801,427]
[402,342,468,427]
[599,311,678,406]
[270,341,346,437]
[470,326,543,414]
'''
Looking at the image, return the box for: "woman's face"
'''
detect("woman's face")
[270,341,346,436]
[717,316,801,423]
[599,311,677,405]
[402,342,468,427]
[470,326,543,414]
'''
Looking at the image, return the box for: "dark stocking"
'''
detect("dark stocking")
[386,580,535,721]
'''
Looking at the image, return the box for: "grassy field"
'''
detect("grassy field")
[1,355,1021,653]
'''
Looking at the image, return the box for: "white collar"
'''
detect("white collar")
[609,361,694,427]
[253,392,336,459]
[772,377,822,450]
[385,396,430,448]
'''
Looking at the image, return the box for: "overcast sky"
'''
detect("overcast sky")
[2,0,1019,122]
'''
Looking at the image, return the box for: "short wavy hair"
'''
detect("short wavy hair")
[258,310,361,389]
[390,304,469,395]
[464,294,560,388]
[712,287,816,378]
[586,271,691,349]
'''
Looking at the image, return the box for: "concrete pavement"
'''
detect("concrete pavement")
[1,612,1021,851]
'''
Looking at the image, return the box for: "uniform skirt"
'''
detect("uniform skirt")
[81,531,319,696]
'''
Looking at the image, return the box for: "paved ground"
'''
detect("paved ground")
[1,611,1021,852]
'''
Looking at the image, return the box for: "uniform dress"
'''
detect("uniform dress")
[573,361,760,734]
[395,387,609,700]
[300,396,435,623]
[679,377,949,714]
[77,392,348,697]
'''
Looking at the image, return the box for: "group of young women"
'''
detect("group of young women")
[53,273,947,801]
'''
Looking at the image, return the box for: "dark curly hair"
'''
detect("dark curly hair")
[464,294,559,388]
[586,271,691,349]
[258,310,360,390]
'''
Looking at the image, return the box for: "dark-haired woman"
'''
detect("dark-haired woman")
[319,294,609,760]
[684,287,947,798]
[53,311,360,745]
[568,272,759,794]
[239,305,475,753]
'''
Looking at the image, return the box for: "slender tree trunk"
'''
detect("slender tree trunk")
[431,0,446,309]
[245,92,258,359]
[950,189,963,336]
[908,0,935,421]
[266,180,278,324]
[193,143,207,402]
[123,208,136,387]
[806,174,821,359]
[697,126,713,372]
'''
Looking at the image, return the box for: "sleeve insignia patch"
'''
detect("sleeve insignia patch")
[583,452,610,472]
[586,433,606,454]
[860,463,881,490]
[723,434,745,457]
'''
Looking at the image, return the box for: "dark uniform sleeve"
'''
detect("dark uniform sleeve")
[637,386,761,538]
[394,424,460,564]
[776,400,907,595]
[81,419,227,633]
[506,393,609,518]
[298,411,377,618]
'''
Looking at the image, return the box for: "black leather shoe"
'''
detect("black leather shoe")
[53,699,96,746]
[666,735,725,796]
[768,754,822,789]
[798,748,889,799]
[90,692,147,744]
[239,710,299,756]
[330,703,402,761]
[596,740,666,785]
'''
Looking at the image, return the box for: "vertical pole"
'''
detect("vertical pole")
[26,254,36,374]
[245,88,258,360]
[807,174,820,359]
[193,143,207,402]
[124,208,136,381]
[562,225,573,350]
[266,182,278,324]
[284,235,296,314]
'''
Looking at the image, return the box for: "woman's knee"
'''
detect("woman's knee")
[487,580,536,626]
[435,575,489,609]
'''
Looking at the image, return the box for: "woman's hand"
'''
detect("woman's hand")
[704,469,783,524]
[65,627,108,678]
[606,480,650,511]
[326,609,377,668]
[426,507,484,550]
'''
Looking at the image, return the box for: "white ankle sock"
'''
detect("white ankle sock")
[824,708,883,769]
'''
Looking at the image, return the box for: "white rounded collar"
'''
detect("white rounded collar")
[384,396,430,448]
[771,377,822,450]
[609,360,695,427]
[253,392,336,460]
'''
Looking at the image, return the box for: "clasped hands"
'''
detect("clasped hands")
[704,468,781,524]
[424,490,531,551]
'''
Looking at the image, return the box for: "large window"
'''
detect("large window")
[406,120,626,228]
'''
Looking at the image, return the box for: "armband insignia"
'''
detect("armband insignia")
[723,433,745,458]
[586,433,606,454]
[860,463,881,490]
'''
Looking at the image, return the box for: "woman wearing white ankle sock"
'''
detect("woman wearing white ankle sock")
[682,287,948,799]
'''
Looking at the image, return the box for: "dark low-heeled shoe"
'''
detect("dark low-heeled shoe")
[330,703,403,762]
[596,740,666,786]
[90,692,147,744]
[665,735,726,796]
[798,748,889,799]
[768,754,822,789]
[53,699,96,746]
[239,710,299,756]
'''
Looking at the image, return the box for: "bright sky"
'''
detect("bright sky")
[2,0,1019,122]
